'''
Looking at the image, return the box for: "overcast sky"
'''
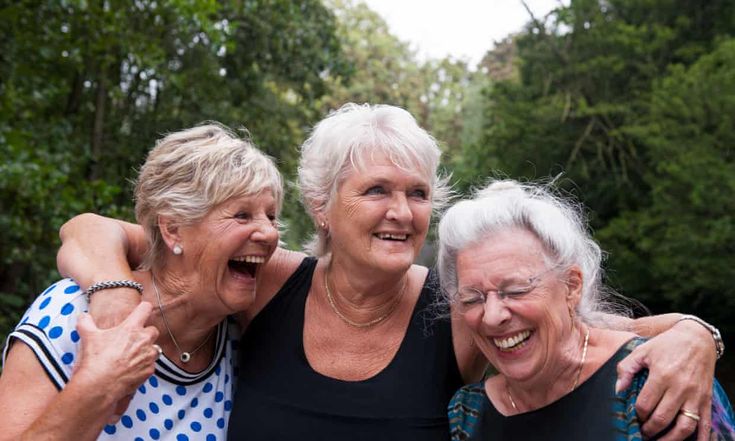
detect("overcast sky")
[360,0,564,68]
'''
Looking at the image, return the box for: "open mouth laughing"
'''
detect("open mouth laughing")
[493,330,533,352]
[227,255,266,278]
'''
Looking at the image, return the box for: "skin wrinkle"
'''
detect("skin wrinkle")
[458,228,591,411]
[324,153,431,310]
[150,192,278,357]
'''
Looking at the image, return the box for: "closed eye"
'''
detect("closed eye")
[457,288,485,305]
[498,285,535,299]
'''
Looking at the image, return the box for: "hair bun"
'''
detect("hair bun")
[476,179,524,199]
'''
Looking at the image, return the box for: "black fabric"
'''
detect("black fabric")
[467,342,641,441]
[228,257,463,440]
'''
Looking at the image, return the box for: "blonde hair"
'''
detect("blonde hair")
[134,123,283,269]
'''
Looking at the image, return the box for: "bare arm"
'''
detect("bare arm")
[451,308,488,383]
[59,213,304,329]
[0,304,159,441]
[58,213,147,327]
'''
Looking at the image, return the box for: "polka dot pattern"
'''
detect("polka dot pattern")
[48,326,63,339]
[39,297,52,310]
[6,278,238,440]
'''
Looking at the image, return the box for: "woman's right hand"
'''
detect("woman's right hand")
[72,302,160,420]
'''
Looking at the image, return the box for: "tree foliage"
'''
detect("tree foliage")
[2,0,734,389]
[0,0,347,338]
[455,0,735,349]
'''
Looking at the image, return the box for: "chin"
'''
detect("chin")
[377,254,415,273]
[226,290,256,313]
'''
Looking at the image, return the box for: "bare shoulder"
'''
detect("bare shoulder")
[587,328,639,368]
[410,264,430,284]
[248,247,308,320]
[594,328,638,349]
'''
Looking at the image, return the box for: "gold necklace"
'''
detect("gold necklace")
[323,268,406,328]
[506,326,590,412]
[152,274,214,363]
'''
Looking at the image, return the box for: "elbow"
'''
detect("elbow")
[59,213,101,243]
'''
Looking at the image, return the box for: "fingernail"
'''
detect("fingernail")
[615,379,622,393]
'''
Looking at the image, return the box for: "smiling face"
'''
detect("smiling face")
[325,152,432,276]
[455,228,581,385]
[173,190,279,314]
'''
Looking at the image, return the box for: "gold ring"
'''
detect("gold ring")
[152,344,163,358]
[680,409,701,422]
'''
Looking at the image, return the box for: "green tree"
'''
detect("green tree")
[0,0,346,342]
[600,38,735,329]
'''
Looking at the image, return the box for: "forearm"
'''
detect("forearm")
[20,379,117,441]
[599,311,712,343]
[58,213,146,327]
[630,313,686,338]
[58,213,138,287]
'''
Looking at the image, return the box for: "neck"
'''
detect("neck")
[504,325,590,413]
[321,258,410,327]
[325,256,410,306]
[140,269,219,362]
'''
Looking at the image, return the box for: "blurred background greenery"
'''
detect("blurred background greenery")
[1,0,733,394]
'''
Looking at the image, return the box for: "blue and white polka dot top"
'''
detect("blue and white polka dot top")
[2,278,238,441]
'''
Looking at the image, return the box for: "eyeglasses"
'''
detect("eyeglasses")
[456,266,558,308]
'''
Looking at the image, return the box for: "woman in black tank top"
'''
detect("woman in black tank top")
[228,258,462,440]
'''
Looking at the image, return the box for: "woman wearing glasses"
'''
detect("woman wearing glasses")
[439,180,735,440]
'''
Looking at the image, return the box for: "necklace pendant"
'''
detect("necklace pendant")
[180,352,191,363]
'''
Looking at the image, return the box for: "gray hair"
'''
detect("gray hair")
[298,103,450,256]
[437,179,626,326]
[134,123,283,269]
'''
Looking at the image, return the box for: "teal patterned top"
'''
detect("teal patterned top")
[449,338,735,441]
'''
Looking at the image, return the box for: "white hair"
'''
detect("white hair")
[135,123,283,269]
[298,103,450,256]
[437,179,627,325]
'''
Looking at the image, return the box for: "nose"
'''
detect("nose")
[481,294,511,328]
[386,192,413,223]
[251,218,279,244]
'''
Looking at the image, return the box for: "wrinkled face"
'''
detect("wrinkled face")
[455,228,579,384]
[326,152,432,275]
[177,190,279,313]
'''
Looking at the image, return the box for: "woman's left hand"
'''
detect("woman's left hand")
[616,320,716,441]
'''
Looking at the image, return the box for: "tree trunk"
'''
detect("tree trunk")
[90,75,106,180]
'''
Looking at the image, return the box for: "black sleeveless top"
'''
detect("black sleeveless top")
[228,257,463,440]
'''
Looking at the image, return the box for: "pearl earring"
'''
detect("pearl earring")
[173,244,183,255]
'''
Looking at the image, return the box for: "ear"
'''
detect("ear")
[158,215,182,251]
[565,265,584,311]
[314,209,329,232]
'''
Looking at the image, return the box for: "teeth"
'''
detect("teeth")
[493,330,532,350]
[231,256,265,263]
[377,233,408,240]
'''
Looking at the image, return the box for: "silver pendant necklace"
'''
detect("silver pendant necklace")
[151,274,212,363]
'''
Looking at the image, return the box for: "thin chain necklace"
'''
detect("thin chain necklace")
[323,268,406,329]
[151,274,213,363]
[506,326,590,412]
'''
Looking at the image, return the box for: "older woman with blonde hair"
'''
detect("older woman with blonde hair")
[439,180,734,440]
[0,123,282,440]
[56,104,720,441]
